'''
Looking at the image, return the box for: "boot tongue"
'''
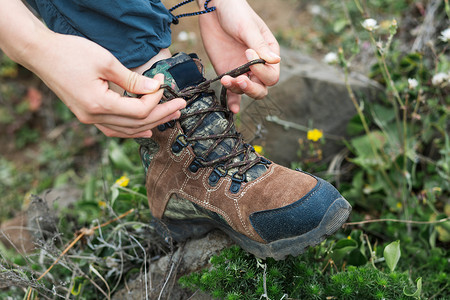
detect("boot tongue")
[144,53,266,182]
[144,52,205,92]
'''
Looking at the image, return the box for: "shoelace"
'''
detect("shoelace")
[160,59,270,179]
[167,0,216,24]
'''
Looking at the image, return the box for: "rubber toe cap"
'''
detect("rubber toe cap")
[249,177,346,243]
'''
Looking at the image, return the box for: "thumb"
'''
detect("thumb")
[104,57,161,94]
[240,22,280,64]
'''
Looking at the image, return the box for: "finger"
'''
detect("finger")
[222,75,268,99]
[227,91,242,114]
[89,97,186,126]
[221,75,244,95]
[240,17,281,65]
[103,56,161,94]
[86,87,165,119]
[95,124,153,138]
[245,49,280,86]
[97,110,181,137]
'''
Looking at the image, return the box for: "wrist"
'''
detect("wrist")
[0,1,52,69]
[15,27,53,69]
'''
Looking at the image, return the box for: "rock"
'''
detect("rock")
[113,230,233,300]
[0,211,34,253]
[239,47,383,167]
[27,195,58,241]
[40,185,83,212]
[0,186,81,254]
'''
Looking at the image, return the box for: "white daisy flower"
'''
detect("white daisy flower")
[362,18,379,31]
[323,52,339,65]
[408,78,418,90]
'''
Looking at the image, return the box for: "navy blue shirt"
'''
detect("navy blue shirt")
[27,0,173,68]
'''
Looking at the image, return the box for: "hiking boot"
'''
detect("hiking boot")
[136,53,351,260]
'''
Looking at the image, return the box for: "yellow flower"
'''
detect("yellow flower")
[396,202,403,209]
[115,175,130,187]
[307,129,323,142]
[347,236,352,240]
[253,145,264,155]
[98,201,107,208]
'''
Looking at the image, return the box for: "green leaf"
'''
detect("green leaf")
[346,114,365,136]
[71,277,84,296]
[110,186,119,208]
[333,19,348,33]
[350,131,386,159]
[108,140,137,172]
[347,249,367,266]
[403,277,422,299]
[331,239,358,262]
[384,240,401,272]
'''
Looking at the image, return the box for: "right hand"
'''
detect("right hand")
[28,32,186,138]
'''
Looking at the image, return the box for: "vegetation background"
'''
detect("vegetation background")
[0,0,449,299]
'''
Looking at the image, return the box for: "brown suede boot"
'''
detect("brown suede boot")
[136,53,351,260]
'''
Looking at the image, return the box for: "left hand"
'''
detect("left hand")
[198,0,280,113]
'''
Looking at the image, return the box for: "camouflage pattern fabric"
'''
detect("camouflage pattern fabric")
[137,53,266,182]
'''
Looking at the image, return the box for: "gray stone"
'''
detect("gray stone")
[112,230,233,300]
[239,47,383,167]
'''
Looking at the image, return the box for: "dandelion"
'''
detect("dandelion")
[115,175,130,187]
[431,72,449,86]
[439,28,450,42]
[307,129,323,142]
[323,52,339,65]
[253,145,264,155]
[361,18,379,31]
[408,78,418,90]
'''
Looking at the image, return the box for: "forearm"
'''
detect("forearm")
[0,0,50,69]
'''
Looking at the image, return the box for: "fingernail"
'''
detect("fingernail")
[269,51,281,60]
[223,80,232,88]
[142,131,153,138]
[245,50,258,61]
[238,80,247,89]
[144,78,159,92]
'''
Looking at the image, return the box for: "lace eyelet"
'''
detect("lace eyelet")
[171,134,188,154]
[208,164,227,186]
[229,172,246,194]
[188,158,204,173]
[260,157,272,165]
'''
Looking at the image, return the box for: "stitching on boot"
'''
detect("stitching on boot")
[202,168,226,192]
[234,198,257,239]
[182,152,205,181]
[226,164,275,200]
[167,129,187,161]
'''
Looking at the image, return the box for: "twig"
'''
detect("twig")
[26,208,135,300]
[158,262,175,300]
[259,263,269,300]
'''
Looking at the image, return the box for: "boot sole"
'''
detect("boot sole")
[152,197,351,260]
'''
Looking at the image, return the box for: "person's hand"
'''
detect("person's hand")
[198,0,280,113]
[26,32,186,138]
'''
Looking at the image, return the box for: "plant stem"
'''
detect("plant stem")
[343,64,396,192]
